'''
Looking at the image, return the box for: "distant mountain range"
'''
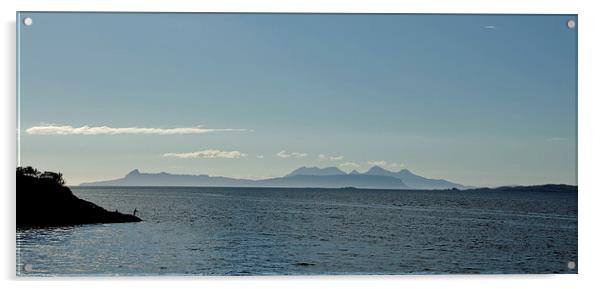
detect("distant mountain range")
[80,166,470,190]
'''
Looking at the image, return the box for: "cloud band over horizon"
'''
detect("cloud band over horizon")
[163,149,247,159]
[277,150,308,158]
[318,154,344,161]
[25,125,248,135]
[368,160,404,169]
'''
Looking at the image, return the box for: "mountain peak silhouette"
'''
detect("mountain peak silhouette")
[286,166,346,177]
[366,166,394,175]
[363,166,468,189]
[126,169,141,177]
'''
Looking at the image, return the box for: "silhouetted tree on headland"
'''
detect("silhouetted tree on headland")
[17,166,39,177]
[17,166,65,185]
[17,166,141,228]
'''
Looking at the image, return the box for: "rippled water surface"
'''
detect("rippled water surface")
[17,187,577,275]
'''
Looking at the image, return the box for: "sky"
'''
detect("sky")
[17,13,577,187]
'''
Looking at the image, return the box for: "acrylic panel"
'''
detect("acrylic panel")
[16,12,577,276]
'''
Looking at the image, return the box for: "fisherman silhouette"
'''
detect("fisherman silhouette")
[133,208,138,216]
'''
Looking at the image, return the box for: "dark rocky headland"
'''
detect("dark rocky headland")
[17,166,141,228]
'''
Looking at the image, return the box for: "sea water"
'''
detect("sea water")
[16,187,577,275]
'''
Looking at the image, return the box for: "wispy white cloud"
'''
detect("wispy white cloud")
[277,150,308,158]
[25,125,248,135]
[256,155,265,159]
[368,160,404,169]
[484,25,498,30]
[388,162,404,169]
[318,154,344,161]
[163,149,247,159]
[368,160,387,167]
[339,161,360,168]
[291,152,308,158]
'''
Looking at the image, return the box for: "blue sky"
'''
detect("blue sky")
[17,13,577,186]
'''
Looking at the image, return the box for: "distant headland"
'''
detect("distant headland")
[80,166,470,190]
[17,166,141,228]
